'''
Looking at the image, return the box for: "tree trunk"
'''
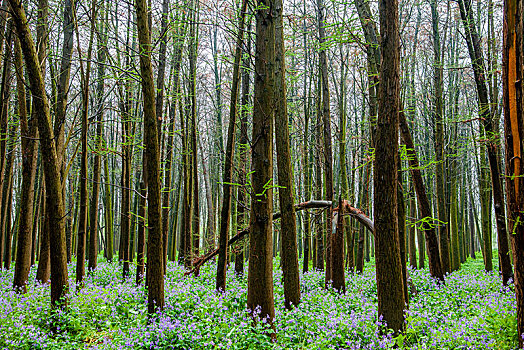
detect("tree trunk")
[216,0,248,292]
[136,0,164,314]
[399,111,444,281]
[457,0,513,285]
[247,0,276,334]
[136,182,146,285]
[502,0,524,344]
[374,0,405,334]
[75,0,96,284]
[274,0,302,304]
[8,0,69,307]
[397,155,408,304]
[235,18,251,277]
[317,0,334,288]
[408,191,417,269]
[88,12,108,272]
[430,0,451,274]
[13,36,38,292]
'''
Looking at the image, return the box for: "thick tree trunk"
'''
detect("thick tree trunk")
[8,0,69,307]
[247,0,276,333]
[374,0,405,334]
[136,0,164,314]
[502,0,524,344]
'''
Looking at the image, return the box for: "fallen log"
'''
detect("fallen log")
[185,200,374,276]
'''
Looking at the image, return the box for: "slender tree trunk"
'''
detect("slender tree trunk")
[33,0,50,286]
[397,155,408,304]
[430,0,451,274]
[317,0,334,287]
[88,11,108,272]
[235,18,251,276]
[457,0,513,285]
[13,36,38,292]
[161,16,185,271]
[188,0,200,260]
[216,0,248,292]
[136,182,146,285]
[274,0,302,303]
[103,154,114,261]
[408,189,417,269]
[75,0,96,284]
[156,0,169,271]
[399,111,444,281]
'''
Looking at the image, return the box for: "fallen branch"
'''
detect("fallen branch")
[185,199,374,276]
[338,200,375,234]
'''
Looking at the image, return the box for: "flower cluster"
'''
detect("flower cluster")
[0,257,519,349]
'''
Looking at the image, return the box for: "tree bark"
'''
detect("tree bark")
[374,0,405,334]
[399,111,444,281]
[88,11,108,272]
[8,0,69,307]
[502,0,524,344]
[457,0,513,285]
[13,36,38,293]
[75,0,96,284]
[247,0,276,333]
[274,0,302,304]
[430,0,451,274]
[136,0,164,314]
[216,0,248,292]
[317,0,334,288]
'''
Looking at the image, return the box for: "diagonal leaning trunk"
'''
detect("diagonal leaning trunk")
[457,0,513,285]
[8,0,69,307]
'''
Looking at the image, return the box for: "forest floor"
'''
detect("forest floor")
[0,255,519,349]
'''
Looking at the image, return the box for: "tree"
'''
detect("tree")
[88,5,108,272]
[430,0,451,274]
[216,0,248,293]
[12,34,37,293]
[457,0,513,285]
[135,0,164,314]
[317,0,335,288]
[75,0,96,285]
[8,0,69,307]
[275,0,302,305]
[247,0,276,334]
[502,0,524,344]
[374,0,405,334]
